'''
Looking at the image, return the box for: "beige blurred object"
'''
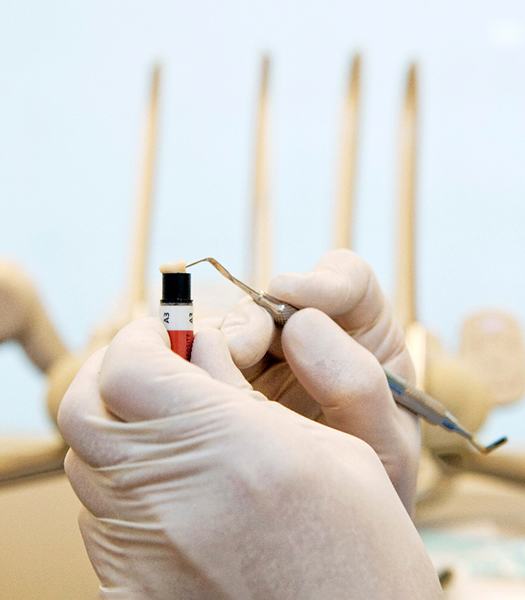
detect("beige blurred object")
[422,343,494,454]
[334,53,361,250]
[46,352,88,423]
[443,574,525,600]
[0,263,70,478]
[326,62,497,454]
[392,64,424,388]
[395,63,492,439]
[395,63,418,335]
[45,64,163,425]
[417,447,450,503]
[249,55,272,291]
[0,65,163,598]
[0,435,65,483]
[0,471,98,599]
[0,261,67,372]
[416,471,525,534]
[194,56,274,321]
[127,63,161,320]
[439,446,525,485]
[393,64,525,504]
[390,66,525,562]
[460,309,525,405]
[393,65,433,392]
[1,65,162,433]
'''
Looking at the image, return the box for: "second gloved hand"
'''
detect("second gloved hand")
[220,249,419,511]
[59,318,440,599]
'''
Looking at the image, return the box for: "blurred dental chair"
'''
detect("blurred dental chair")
[0,65,162,599]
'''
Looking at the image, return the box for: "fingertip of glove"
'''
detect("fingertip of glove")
[283,307,328,338]
[123,316,171,346]
[267,272,310,300]
[192,327,227,358]
[226,334,269,369]
[269,270,350,316]
[281,308,341,359]
[221,298,275,369]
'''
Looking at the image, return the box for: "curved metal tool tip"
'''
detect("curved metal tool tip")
[185,258,214,268]
[484,436,508,453]
[472,435,508,454]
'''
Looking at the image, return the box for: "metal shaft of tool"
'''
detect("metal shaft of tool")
[186,257,507,454]
[385,370,506,453]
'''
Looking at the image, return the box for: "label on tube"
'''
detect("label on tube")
[160,304,193,360]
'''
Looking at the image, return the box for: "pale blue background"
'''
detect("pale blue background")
[1,1,524,445]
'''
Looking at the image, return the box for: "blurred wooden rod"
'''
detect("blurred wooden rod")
[441,449,525,484]
[334,53,362,249]
[127,64,162,316]
[0,436,66,486]
[250,55,272,290]
[394,63,418,331]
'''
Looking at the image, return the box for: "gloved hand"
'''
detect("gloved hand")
[59,317,441,599]
[220,249,419,511]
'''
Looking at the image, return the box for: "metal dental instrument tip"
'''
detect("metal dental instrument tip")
[467,435,508,455]
[384,370,508,455]
[483,436,508,453]
[186,257,508,455]
[185,257,295,324]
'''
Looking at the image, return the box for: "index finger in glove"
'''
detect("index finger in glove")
[57,343,188,468]
[281,308,419,511]
[59,318,257,467]
[220,296,276,369]
[57,333,208,467]
[268,249,408,368]
[221,250,398,371]
[99,317,255,422]
[269,249,384,332]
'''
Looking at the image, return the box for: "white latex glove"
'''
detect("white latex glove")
[221,249,419,511]
[59,317,441,599]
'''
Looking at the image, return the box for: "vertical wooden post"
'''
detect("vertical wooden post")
[249,55,271,290]
[334,53,362,249]
[394,63,418,331]
[128,64,162,316]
